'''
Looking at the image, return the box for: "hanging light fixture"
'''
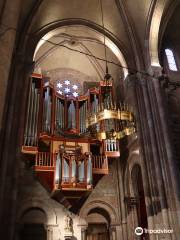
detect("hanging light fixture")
[86,0,136,141]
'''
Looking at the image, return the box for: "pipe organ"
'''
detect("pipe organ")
[22,73,135,209]
[24,77,40,147]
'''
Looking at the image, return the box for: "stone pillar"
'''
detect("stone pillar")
[47,226,53,240]
[126,73,173,239]
[115,160,128,240]
[125,74,156,240]
[81,228,87,240]
[0,53,34,240]
[124,197,139,240]
[0,0,22,129]
[80,225,87,240]
[148,66,180,239]
[109,226,117,240]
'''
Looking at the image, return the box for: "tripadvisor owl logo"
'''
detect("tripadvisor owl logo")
[135,227,143,236]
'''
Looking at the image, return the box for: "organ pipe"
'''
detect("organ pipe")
[24,80,40,146]
[33,90,40,145]
[82,103,84,133]
[71,160,76,181]
[24,79,33,145]
[79,100,88,133]
[55,98,65,133]
[55,153,61,184]
[87,154,92,184]
[27,82,35,145]
[43,87,51,133]
[63,159,69,181]
[68,100,76,129]
[31,89,38,144]
[78,161,85,182]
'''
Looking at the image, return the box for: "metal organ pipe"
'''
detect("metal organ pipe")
[55,153,61,184]
[55,97,58,131]
[60,101,62,129]
[79,103,81,133]
[79,100,88,133]
[59,101,62,128]
[71,160,76,182]
[79,103,83,133]
[87,154,92,184]
[68,100,76,129]
[62,102,64,129]
[82,103,84,133]
[24,79,33,145]
[84,101,86,132]
[31,89,38,145]
[63,159,69,182]
[92,95,98,113]
[55,98,65,132]
[43,87,51,133]
[33,89,40,146]
[28,82,35,145]
[24,81,40,146]
[68,101,72,129]
[78,161,85,182]
[47,87,51,133]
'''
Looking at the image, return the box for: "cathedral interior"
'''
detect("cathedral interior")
[0,0,180,239]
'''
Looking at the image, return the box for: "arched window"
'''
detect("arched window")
[56,79,79,97]
[165,49,178,71]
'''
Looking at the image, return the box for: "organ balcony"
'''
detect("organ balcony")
[32,144,108,208]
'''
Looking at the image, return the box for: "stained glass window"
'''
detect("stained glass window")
[56,80,79,97]
[165,49,177,71]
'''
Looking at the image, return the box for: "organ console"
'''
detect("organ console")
[22,73,135,210]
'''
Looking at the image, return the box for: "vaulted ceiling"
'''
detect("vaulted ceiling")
[18,0,177,85]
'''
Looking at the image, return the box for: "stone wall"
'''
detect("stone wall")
[16,157,121,240]
[16,161,82,240]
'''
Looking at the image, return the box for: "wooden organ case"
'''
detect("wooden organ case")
[22,73,134,211]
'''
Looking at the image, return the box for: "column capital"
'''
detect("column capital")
[124,196,139,209]
[79,225,88,231]
[148,65,163,78]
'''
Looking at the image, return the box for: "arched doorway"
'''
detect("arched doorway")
[86,207,110,240]
[131,165,148,238]
[19,208,47,240]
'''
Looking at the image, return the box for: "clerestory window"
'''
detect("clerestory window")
[165,49,178,71]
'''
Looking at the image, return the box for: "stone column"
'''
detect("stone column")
[0,53,34,240]
[109,226,117,240]
[115,159,128,240]
[46,226,53,240]
[148,66,180,239]
[126,73,174,239]
[0,0,22,129]
[81,228,87,240]
[126,74,156,240]
[80,225,87,240]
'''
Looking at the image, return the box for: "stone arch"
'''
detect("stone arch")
[124,149,141,196]
[20,207,47,224]
[17,198,57,225]
[34,38,104,80]
[79,200,118,225]
[19,19,130,77]
[147,0,169,67]
[130,164,142,197]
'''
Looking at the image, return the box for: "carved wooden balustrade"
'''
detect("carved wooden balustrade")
[104,139,120,157]
[34,152,55,171]
[91,155,108,174]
